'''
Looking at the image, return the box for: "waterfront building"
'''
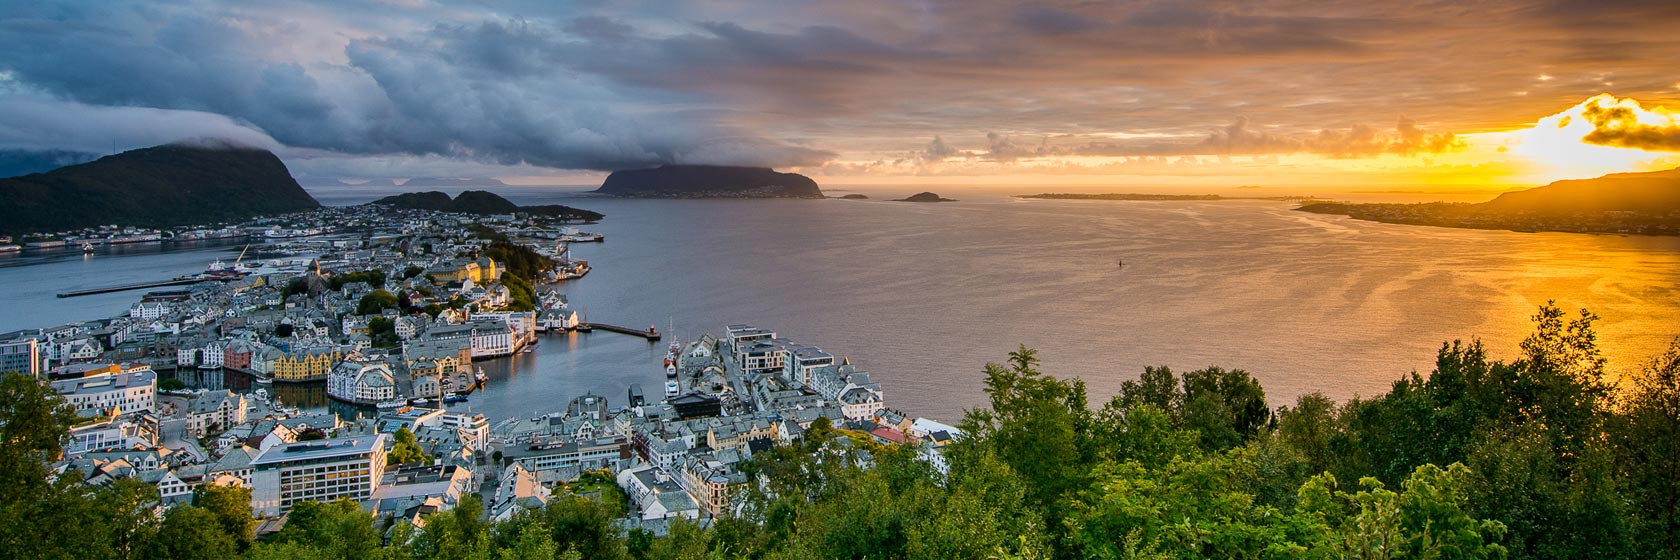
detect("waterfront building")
[327,361,397,404]
[272,347,342,381]
[249,433,390,516]
[51,368,157,415]
[781,344,834,386]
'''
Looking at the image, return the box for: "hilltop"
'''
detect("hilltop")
[595,165,823,198]
[1298,167,1680,235]
[0,142,319,236]
[369,190,603,221]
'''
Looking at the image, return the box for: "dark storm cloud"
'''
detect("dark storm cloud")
[0,0,1677,177]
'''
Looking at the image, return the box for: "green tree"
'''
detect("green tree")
[389,427,429,465]
[145,505,235,560]
[272,499,384,560]
[1613,338,1680,558]
[357,289,400,315]
[192,484,254,550]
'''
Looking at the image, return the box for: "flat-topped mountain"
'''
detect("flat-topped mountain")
[370,190,603,221]
[595,165,822,198]
[0,142,319,236]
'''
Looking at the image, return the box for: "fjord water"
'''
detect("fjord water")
[10,186,1680,421]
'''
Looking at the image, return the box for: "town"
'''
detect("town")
[0,203,955,537]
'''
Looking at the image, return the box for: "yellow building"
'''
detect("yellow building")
[272,348,342,382]
[426,258,500,285]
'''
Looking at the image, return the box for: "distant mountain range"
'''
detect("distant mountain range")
[1298,167,1680,235]
[0,143,319,236]
[320,177,507,187]
[595,165,822,198]
[369,190,603,222]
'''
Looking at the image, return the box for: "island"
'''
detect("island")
[1297,167,1680,236]
[839,194,870,200]
[0,142,320,236]
[1019,193,1320,202]
[895,191,956,202]
[594,164,823,198]
[371,190,603,222]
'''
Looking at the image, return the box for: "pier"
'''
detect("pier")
[56,278,209,298]
[575,322,662,340]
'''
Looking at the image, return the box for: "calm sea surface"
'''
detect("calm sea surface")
[5,185,1680,422]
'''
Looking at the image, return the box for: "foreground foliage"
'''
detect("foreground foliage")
[2,302,1677,559]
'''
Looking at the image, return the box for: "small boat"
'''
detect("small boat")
[375,399,407,410]
[664,380,680,397]
[442,392,468,403]
[81,242,94,254]
[411,398,432,405]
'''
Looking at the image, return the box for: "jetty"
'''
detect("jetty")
[57,278,208,298]
[575,322,662,340]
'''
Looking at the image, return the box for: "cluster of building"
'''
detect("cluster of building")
[24,312,960,539]
[0,204,586,409]
[493,324,956,524]
[6,204,965,537]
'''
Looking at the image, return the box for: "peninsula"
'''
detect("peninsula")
[0,142,319,236]
[594,164,823,198]
[1297,167,1680,236]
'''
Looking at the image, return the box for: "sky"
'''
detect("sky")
[2,0,1680,190]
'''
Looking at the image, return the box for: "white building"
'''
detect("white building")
[129,301,169,320]
[185,390,247,436]
[327,361,398,404]
[66,417,157,455]
[51,368,157,415]
[250,434,390,516]
[616,465,701,521]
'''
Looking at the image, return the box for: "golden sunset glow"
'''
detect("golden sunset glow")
[1504,94,1680,183]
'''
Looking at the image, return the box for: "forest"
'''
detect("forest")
[1,302,1675,559]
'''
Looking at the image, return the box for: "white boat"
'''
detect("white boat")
[665,380,680,397]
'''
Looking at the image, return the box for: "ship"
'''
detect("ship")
[442,392,468,404]
[375,399,408,410]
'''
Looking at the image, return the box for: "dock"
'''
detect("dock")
[57,278,208,298]
[576,322,662,340]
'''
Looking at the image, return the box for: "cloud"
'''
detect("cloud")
[0,96,280,153]
[0,0,1677,179]
[1578,94,1680,151]
[0,5,833,172]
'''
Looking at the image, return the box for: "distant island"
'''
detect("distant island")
[0,142,319,236]
[895,192,956,202]
[839,194,869,200]
[1298,167,1680,236]
[370,190,603,222]
[594,165,822,198]
[1020,193,1321,202]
